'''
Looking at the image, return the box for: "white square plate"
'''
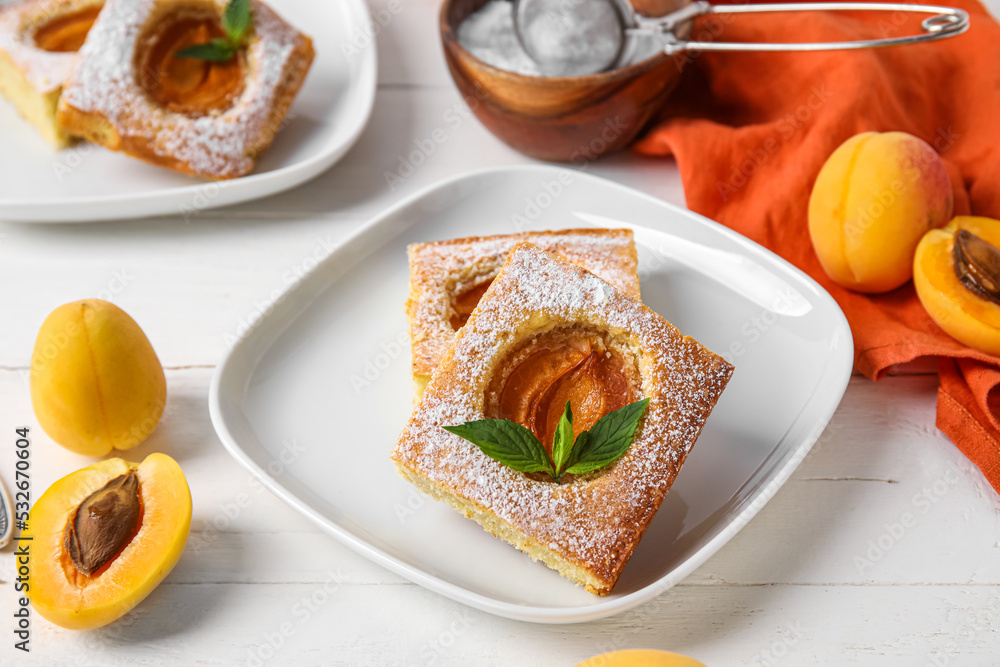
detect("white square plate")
[209,166,854,623]
[0,0,375,223]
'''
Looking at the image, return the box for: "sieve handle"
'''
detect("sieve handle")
[645,1,970,54]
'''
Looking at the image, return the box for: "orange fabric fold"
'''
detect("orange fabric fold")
[633,0,1000,493]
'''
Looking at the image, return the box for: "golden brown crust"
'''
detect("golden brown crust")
[406,229,641,393]
[56,0,314,179]
[391,243,734,594]
[250,33,313,160]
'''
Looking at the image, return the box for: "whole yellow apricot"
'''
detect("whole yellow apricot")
[30,299,166,456]
[25,454,191,629]
[575,650,706,667]
[914,216,1000,355]
[808,131,953,293]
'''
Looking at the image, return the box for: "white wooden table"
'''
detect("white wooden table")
[3,0,1000,664]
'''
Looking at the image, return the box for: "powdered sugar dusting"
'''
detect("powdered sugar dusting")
[0,0,95,93]
[393,243,734,588]
[60,0,309,178]
[407,229,640,378]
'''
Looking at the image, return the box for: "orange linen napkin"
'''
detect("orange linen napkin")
[633,0,1000,493]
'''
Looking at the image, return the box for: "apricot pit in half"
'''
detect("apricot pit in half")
[25,454,191,630]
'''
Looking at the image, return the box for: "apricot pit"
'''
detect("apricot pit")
[64,471,142,577]
[953,229,1000,301]
[25,454,191,630]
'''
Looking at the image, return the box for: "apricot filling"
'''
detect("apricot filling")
[33,6,102,52]
[63,471,142,578]
[487,328,638,454]
[137,14,245,115]
[450,279,493,330]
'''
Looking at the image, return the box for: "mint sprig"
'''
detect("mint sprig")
[175,0,251,63]
[444,398,650,483]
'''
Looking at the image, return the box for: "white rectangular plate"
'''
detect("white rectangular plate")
[209,166,853,623]
[0,0,375,223]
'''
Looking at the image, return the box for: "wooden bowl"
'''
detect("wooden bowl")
[440,0,689,162]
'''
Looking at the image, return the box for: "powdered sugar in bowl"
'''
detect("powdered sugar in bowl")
[440,0,691,162]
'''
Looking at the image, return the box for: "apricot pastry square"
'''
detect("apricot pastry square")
[391,243,734,595]
[57,0,315,179]
[0,0,103,147]
[406,228,641,399]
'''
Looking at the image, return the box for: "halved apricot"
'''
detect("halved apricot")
[914,216,1000,355]
[24,454,191,630]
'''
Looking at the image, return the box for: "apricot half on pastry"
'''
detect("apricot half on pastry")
[137,10,246,115]
[491,329,638,452]
[30,299,166,457]
[32,3,102,52]
[0,0,104,147]
[24,454,191,630]
[575,650,707,667]
[914,216,1000,355]
[808,131,953,293]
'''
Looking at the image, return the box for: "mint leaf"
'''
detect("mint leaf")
[175,39,236,62]
[550,401,574,478]
[565,430,588,470]
[176,0,251,63]
[444,420,554,476]
[564,398,650,476]
[223,0,251,44]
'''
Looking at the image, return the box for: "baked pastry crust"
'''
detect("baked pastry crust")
[391,243,734,595]
[57,0,314,179]
[406,228,641,398]
[0,0,101,147]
